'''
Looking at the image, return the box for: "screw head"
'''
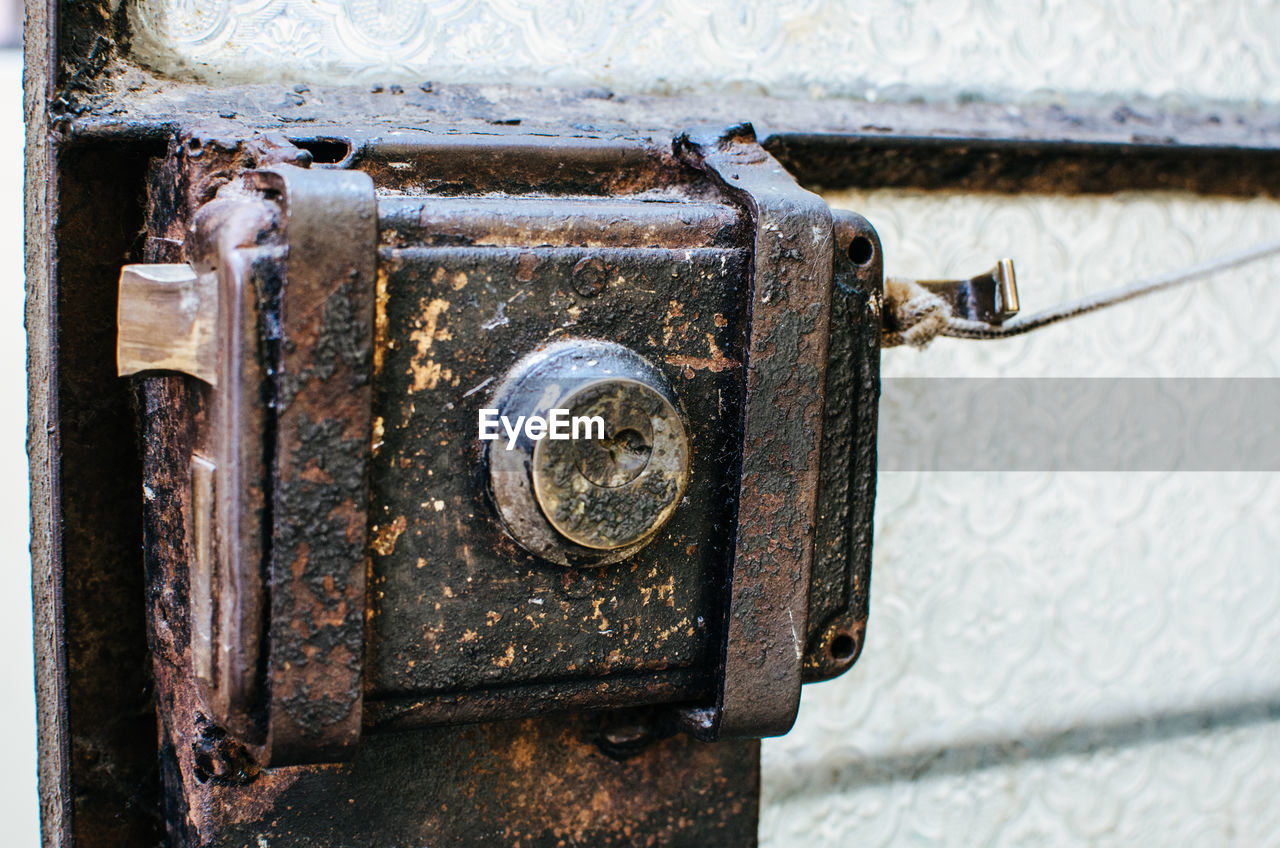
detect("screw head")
[487,340,690,566]
[571,257,608,297]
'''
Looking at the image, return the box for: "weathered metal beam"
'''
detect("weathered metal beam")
[60,75,1280,196]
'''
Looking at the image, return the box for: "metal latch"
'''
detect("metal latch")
[902,259,1019,325]
[118,124,882,765]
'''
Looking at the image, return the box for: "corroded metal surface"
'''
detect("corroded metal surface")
[366,135,747,725]
[118,127,773,846]
[140,374,762,848]
[676,124,835,739]
[185,185,278,746]
[165,161,378,766]
[138,354,757,844]
[804,211,883,683]
[62,73,1280,198]
[204,718,759,848]
[247,164,377,764]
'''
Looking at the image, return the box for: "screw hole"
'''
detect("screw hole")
[291,137,353,165]
[848,236,874,267]
[829,632,857,662]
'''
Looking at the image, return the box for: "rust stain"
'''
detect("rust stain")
[290,543,310,579]
[218,768,301,827]
[408,297,451,393]
[653,616,692,647]
[299,464,335,484]
[590,598,610,633]
[515,252,538,282]
[411,359,450,392]
[664,334,737,372]
[484,717,756,848]
[638,574,676,607]
[661,298,690,347]
[370,515,407,556]
[374,265,390,375]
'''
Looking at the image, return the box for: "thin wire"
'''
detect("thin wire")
[941,237,1280,340]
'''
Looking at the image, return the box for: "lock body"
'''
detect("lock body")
[130,125,882,767]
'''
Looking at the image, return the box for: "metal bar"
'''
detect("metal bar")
[116,263,218,383]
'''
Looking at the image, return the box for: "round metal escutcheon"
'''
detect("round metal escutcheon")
[486,340,690,566]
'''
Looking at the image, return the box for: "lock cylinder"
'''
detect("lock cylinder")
[486,339,690,566]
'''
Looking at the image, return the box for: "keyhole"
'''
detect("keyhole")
[575,423,653,488]
[604,428,651,478]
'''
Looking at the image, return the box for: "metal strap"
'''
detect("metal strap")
[249,165,377,764]
[678,125,835,738]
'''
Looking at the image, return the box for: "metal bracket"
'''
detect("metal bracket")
[157,164,377,765]
[250,165,376,764]
[676,124,835,739]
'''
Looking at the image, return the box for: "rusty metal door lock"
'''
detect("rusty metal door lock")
[119,123,882,766]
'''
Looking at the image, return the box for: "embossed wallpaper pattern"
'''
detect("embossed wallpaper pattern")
[129,0,1280,104]
[763,191,1280,847]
